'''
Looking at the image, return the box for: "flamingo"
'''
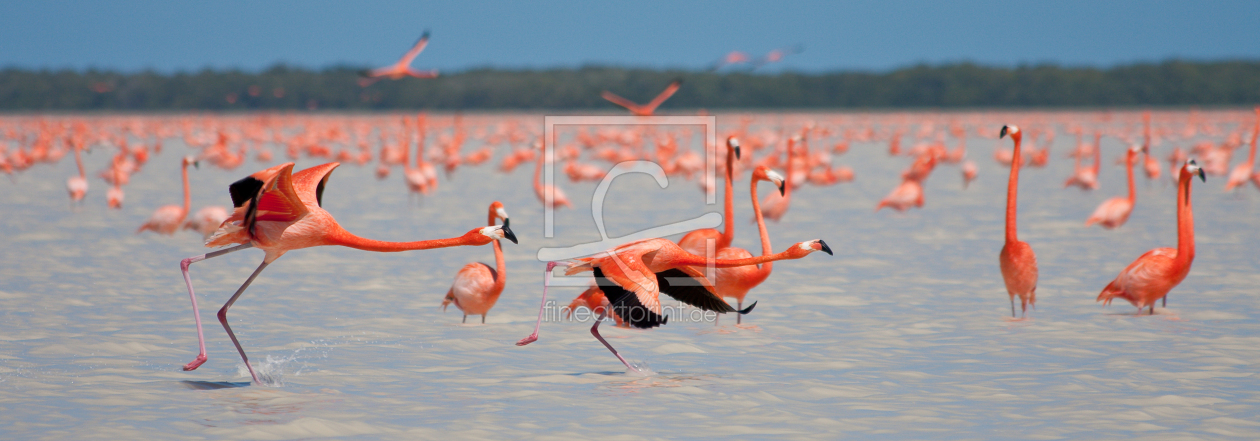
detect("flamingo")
[1086,145,1142,229]
[137,157,197,235]
[515,237,831,371]
[442,202,511,324]
[875,179,924,212]
[761,136,797,221]
[178,162,518,384]
[1098,160,1206,314]
[183,206,230,238]
[1225,107,1259,191]
[358,31,438,86]
[1142,112,1162,181]
[66,144,87,203]
[106,166,124,209]
[678,136,741,255]
[999,125,1038,318]
[961,160,978,188]
[1065,132,1101,190]
[534,141,572,209]
[713,166,787,324]
[601,79,682,116]
[565,283,625,327]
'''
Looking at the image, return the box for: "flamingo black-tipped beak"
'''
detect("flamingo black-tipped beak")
[734,145,741,160]
[777,181,786,196]
[1197,168,1206,182]
[501,218,518,244]
[819,240,833,255]
[999,125,1009,139]
[193,161,200,170]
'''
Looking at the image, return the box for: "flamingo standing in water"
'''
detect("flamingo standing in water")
[106,164,124,209]
[178,162,517,384]
[761,136,797,221]
[713,166,787,324]
[1142,112,1162,181]
[601,79,682,116]
[183,206,230,238]
[516,237,831,371]
[1098,160,1206,314]
[1086,145,1142,229]
[1225,107,1258,191]
[534,140,572,209]
[442,202,511,324]
[66,143,87,203]
[138,157,197,235]
[678,136,741,255]
[999,125,1038,318]
[1065,132,1101,190]
[358,31,438,86]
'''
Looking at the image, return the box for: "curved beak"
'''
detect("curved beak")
[193,161,200,170]
[1197,168,1206,182]
[500,218,518,244]
[734,145,741,160]
[999,125,1009,139]
[777,181,786,196]
[818,240,833,256]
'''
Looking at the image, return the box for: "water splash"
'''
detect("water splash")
[627,361,655,377]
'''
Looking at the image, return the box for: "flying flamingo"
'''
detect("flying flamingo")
[1065,132,1101,190]
[515,237,831,372]
[137,157,197,235]
[1097,160,1206,314]
[178,162,517,384]
[66,143,87,203]
[999,125,1038,318]
[1086,145,1142,229]
[358,31,438,86]
[712,166,787,324]
[1225,107,1259,190]
[601,79,683,116]
[534,140,572,209]
[442,202,511,324]
[678,136,741,255]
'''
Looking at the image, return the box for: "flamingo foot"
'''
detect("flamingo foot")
[516,334,538,346]
[183,355,207,371]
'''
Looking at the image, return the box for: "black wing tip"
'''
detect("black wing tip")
[228,176,264,208]
[672,78,684,86]
[357,69,372,78]
[738,301,757,315]
[421,30,431,39]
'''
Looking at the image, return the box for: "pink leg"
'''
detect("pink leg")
[181,243,253,372]
[516,262,558,346]
[217,260,270,385]
[591,310,637,372]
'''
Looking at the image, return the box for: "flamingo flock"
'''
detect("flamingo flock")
[3,104,1256,381]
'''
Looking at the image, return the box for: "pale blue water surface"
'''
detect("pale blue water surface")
[1,112,1258,439]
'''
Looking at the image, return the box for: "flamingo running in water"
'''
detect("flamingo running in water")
[999,125,1038,318]
[1086,145,1142,229]
[358,31,438,86]
[677,136,741,255]
[601,79,683,116]
[516,238,830,372]
[1098,160,1205,314]
[137,157,197,235]
[442,202,511,324]
[177,162,517,384]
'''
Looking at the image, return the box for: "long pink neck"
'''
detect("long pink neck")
[325,227,482,252]
[720,143,735,248]
[181,161,191,215]
[1126,151,1137,203]
[488,210,506,295]
[1005,133,1022,244]
[73,147,85,178]
[417,120,426,169]
[1091,132,1101,173]
[401,121,411,170]
[533,142,544,192]
[746,177,774,279]
[783,139,795,199]
[1175,168,1195,268]
[677,247,802,268]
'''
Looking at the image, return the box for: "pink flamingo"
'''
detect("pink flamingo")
[1225,107,1259,191]
[442,202,511,324]
[1086,145,1142,229]
[183,206,230,238]
[999,125,1038,318]
[678,136,741,255]
[601,79,683,116]
[1098,160,1205,314]
[713,166,787,324]
[66,143,87,203]
[516,237,831,371]
[534,141,572,209]
[359,31,438,86]
[137,157,197,235]
[1065,132,1101,190]
[178,162,517,384]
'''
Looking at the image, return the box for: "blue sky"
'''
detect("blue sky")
[4,0,1259,73]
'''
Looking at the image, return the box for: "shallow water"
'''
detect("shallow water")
[3,112,1260,439]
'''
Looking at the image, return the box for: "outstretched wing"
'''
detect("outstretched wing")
[594,267,667,329]
[601,91,642,112]
[398,30,431,66]
[655,268,737,313]
[644,79,682,110]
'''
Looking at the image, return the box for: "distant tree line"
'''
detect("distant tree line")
[2,60,1259,111]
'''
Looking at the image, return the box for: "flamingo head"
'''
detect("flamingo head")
[1000,125,1021,141]
[1185,159,1206,182]
[490,201,509,223]
[479,218,518,244]
[182,156,199,169]
[727,136,741,160]
[789,239,833,258]
[753,166,786,196]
